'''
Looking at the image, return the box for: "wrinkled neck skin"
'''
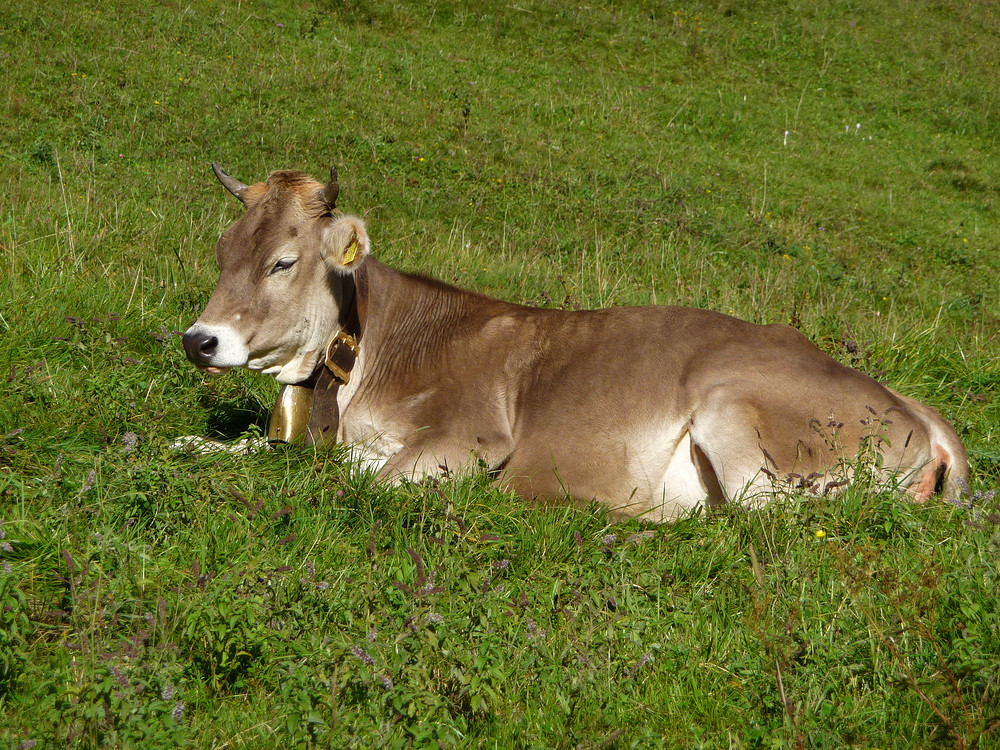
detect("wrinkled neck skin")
[344,259,492,400]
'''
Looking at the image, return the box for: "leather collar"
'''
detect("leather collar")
[322,262,369,387]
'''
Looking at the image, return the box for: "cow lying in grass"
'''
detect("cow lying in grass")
[180,163,968,522]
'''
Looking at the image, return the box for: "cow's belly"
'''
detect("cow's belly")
[502,425,712,522]
[339,391,713,518]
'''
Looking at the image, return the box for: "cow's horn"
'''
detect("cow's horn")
[322,166,340,209]
[212,161,249,202]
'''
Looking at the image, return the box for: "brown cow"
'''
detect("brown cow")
[181,163,968,521]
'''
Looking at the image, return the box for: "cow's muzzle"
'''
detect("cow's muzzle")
[181,323,251,373]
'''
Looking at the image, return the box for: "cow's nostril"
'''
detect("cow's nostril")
[183,330,219,366]
[199,336,218,355]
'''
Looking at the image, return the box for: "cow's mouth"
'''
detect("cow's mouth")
[188,363,231,376]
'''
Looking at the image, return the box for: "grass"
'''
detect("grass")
[2,0,999,746]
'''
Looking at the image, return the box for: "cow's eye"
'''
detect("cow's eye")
[270,258,297,275]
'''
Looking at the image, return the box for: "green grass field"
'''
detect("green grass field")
[2,0,999,746]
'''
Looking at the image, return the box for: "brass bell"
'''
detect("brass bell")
[267,385,313,443]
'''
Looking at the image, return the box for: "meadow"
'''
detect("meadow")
[1,0,999,746]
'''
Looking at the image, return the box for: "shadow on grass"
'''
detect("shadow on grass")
[203,397,270,440]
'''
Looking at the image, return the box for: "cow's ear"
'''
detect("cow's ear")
[320,216,370,274]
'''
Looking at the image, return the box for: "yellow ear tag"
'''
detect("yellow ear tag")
[342,235,359,266]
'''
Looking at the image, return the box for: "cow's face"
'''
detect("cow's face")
[183,166,369,384]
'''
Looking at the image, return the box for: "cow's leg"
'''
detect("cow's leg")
[374,425,516,484]
[377,447,442,483]
[636,429,728,521]
[687,393,927,504]
[376,444,483,484]
[686,395,800,505]
[905,448,948,502]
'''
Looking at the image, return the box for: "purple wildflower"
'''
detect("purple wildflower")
[378,674,394,690]
[171,701,185,721]
[161,684,174,701]
[351,645,375,666]
[109,664,129,687]
[628,652,654,677]
[601,533,617,556]
[417,570,445,596]
[121,432,138,453]
[248,497,264,519]
[526,618,547,640]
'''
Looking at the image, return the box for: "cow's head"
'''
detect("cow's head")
[182,163,370,383]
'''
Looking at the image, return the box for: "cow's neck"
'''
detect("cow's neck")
[355,259,494,371]
[268,258,494,446]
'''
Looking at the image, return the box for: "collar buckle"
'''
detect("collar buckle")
[324,330,360,386]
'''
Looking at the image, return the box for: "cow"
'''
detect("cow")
[181,163,969,522]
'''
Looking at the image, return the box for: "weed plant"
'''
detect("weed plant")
[1,0,999,747]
